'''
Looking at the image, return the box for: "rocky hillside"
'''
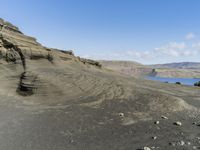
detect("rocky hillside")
[0,19,200,150]
[0,18,102,96]
[99,60,152,77]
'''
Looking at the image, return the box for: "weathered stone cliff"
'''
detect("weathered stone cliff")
[0,18,101,95]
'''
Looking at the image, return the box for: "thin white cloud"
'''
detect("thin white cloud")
[192,42,200,49]
[185,33,195,40]
[79,41,200,64]
[154,42,186,57]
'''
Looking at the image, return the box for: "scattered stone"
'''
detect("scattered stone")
[193,122,197,125]
[161,116,168,119]
[174,121,182,126]
[143,147,151,150]
[169,142,176,146]
[152,136,157,140]
[179,140,185,146]
[154,121,159,124]
[175,82,181,85]
[118,113,124,117]
[186,142,191,145]
[169,141,186,146]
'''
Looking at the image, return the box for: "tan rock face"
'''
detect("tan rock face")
[0,18,102,96]
[0,18,101,70]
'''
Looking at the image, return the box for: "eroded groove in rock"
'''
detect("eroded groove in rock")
[17,72,39,96]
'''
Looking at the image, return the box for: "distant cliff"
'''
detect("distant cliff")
[99,60,152,77]
[149,62,200,69]
[100,60,200,78]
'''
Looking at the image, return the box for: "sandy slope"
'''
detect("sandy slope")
[0,19,200,150]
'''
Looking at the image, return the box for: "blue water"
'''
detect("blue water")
[147,76,200,86]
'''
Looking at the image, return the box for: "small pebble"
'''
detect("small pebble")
[152,136,157,140]
[187,142,191,145]
[179,140,185,146]
[119,113,124,117]
[154,121,159,124]
[169,142,176,146]
[174,121,182,126]
[143,147,151,150]
[161,116,168,119]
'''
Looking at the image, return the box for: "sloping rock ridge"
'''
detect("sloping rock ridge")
[0,18,101,95]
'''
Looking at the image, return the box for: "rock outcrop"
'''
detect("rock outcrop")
[0,18,101,95]
[80,58,102,67]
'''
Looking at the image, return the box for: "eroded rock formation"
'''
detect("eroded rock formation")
[0,18,101,96]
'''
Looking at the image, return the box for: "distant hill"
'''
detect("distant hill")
[99,60,152,77]
[149,62,200,69]
[100,61,200,78]
[148,68,200,78]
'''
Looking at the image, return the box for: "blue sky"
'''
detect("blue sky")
[1,0,200,64]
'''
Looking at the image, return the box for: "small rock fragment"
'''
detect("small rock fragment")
[119,113,124,117]
[161,116,168,119]
[174,121,182,126]
[152,136,157,140]
[154,121,159,124]
[179,140,185,146]
[169,142,176,146]
[186,142,191,145]
[143,147,151,150]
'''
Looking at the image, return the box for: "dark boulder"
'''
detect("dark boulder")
[194,81,200,87]
[175,82,181,85]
